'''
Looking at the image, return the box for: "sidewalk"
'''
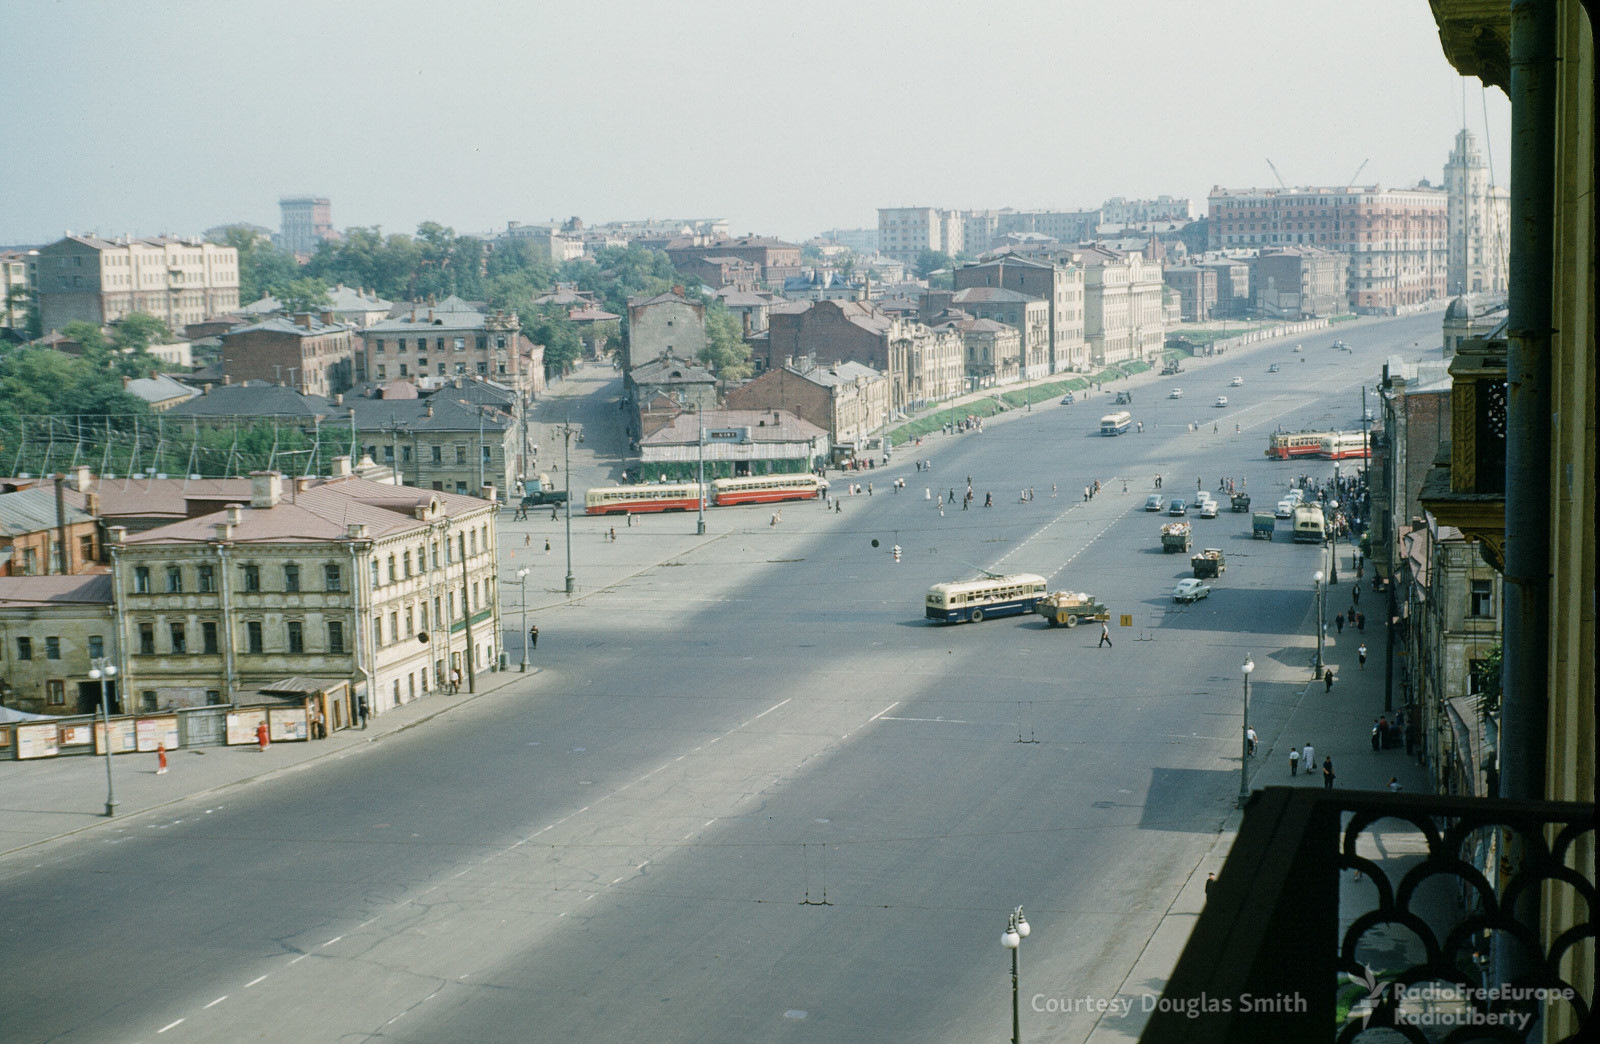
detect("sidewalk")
[0,667,533,861]
[1086,543,1432,1043]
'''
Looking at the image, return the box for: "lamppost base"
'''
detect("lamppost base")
[105,801,118,817]
[697,520,706,535]
[519,660,528,673]
[565,576,574,595]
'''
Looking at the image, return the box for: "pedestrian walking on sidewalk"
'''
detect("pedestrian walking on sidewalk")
[528,624,539,651]
[1303,742,1315,774]
[546,538,551,554]
[1204,873,1215,898]
[1099,622,1112,648]
[1324,668,1335,693]
[1289,748,1300,775]
[1247,727,1258,757]
[1387,777,1402,793]
[256,720,270,752]
[1358,643,1369,669]
[1371,720,1382,751]
[1356,611,1365,631]
[1322,757,1336,789]
[358,695,370,729]
[1352,583,1360,606]
[1336,612,1345,634]
[525,534,531,547]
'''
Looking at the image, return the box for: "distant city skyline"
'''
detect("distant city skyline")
[0,0,1511,247]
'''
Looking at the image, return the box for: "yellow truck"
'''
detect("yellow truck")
[1035,591,1110,628]
[1161,522,1192,553]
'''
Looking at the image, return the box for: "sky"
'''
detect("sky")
[0,0,1512,246]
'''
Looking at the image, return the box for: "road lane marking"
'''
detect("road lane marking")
[158,1020,184,1033]
[879,716,973,724]
[289,954,307,965]
[245,976,267,987]
[321,936,342,947]
[203,996,227,1009]
[868,701,900,722]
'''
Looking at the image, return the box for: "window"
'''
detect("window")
[387,555,397,583]
[405,606,415,635]
[166,566,183,593]
[469,530,477,556]
[242,564,261,592]
[373,614,383,647]
[1470,579,1494,617]
[141,690,158,712]
[327,620,345,654]
[456,445,468,464]
[284,563,300,592]
[169,623,186,654]
[43,636,61,660]
[287,620,304,653]
[80,533,96,565]
[47,680,65,706]
[88,635,104,660]
[389,612,399,642]
[370,558,380,587]
[482,445,492,462]
[139,623,155,655]
[134,566,151,593]
[202,621,218,654]
[448,591,456,620]
[377,365,387,378]
[477,362,488,375]
[430,543,439,569]
[419,601,429,631]
[198,564,215,592]
[432,445,443,464]
[15,637,31,660]
[246,621,263,653]
[472,580,480,609]
[325,563,342,591]
[21,547,37,575]
[450,337,461,351]
[434,597,442,626]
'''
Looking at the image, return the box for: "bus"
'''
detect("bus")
[1292,504,1326,543]
[1316,431,1370,460]
[584,482,704,515]
[1265,430,1334,459]
[925,573,1048,624]
[1100,411,1133,436]
[711,474,828,506]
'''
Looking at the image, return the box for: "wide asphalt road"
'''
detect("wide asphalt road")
[0,312,1440,1043]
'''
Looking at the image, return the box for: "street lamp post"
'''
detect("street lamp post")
[1328,494,1341,585]
[1238,656,1255,807]
[556,421,581,594]
[696,420,706,535]
[88,663,118,817]
[516,568,529,672]
[1313,569,1326,671]
[1001,905,1031,1044]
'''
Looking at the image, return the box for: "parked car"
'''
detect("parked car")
[1169,388,1184,399]
[1144,494,1165,511]
[1059,392,1075,405]
[1268,362,1280,373]
[1230,376,1244,387]
[1275,499,1297,519]
[1172,578,1211,603]
[1168,499,1188,517]
[1215,396,1228,408]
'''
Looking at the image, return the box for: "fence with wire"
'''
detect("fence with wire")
[0,414,359,480]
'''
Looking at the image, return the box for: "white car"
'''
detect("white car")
[1169,388,1183,399]
[1173,578,1211,603]
[1199,500,1220,519]
[1215,396,1228,408]
[1275,499,1296,519]
[1144,494,1164,511]
[1230,376,1244,387]
[1286,488,1305,504]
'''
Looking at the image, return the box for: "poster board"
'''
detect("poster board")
[268,706,309,742]
[135,716,180,753]
[60,724,94,748]
[0,725,12,751]
[16,723,60,760]
[225,709,268,746]
[93,719,138,755]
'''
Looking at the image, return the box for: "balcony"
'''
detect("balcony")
[1419,337,1507,570]
[1142,787,1594,1043]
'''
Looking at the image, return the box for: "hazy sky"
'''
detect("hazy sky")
[1,0,1511,246]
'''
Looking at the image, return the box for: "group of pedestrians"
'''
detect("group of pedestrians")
[1285,740,1337,788]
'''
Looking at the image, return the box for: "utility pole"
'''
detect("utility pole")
[555,420,581,594]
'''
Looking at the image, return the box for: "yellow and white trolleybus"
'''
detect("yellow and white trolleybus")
[925,573,1048,624]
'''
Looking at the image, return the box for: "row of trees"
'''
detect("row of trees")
[212,224,753,381]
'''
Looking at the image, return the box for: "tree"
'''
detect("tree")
[214,227,301,305]
[914,249,954,280]
[277,278,333,315]
[698,305,752,381]
[110,312,171,354]
[518,307,584,378]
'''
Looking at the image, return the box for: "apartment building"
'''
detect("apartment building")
[953,255,1088,373]
[1075,245,1166,366]
[221,314,355,398]
[34,234,240,333]
[277,196,334,258]
[1,249,31,334]
[0,574,117,715]
[723,360,889,452]
[1442,128,1510,296]
[876,207,964,265]
[358,304,544,396]
[1207,183,1448,313]
[922,287,1049,380]
[1252,247,1350,319]
[1101,196,1197,224]
[107,471,501,716]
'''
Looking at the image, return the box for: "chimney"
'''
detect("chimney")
[332,455,353,478]
[108,525,126,545]
[86,490,100,517]
[295,476,312,493]
[202,383,212,395]
[214,519,234,541]
[226,504,243,525]
[296,313,314,329]
[71,465,92,491]
[345,522,368,540]
[249,470,283,508]
[425,403,434,417]
[334,392,344,406]
[320,310,337,325]
[54,475,72,576]
[222,374,232,385]
[483,483,497,503]
[121,375,131,389]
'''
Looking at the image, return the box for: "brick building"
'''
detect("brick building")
[1252,247,1349,319]
[1070,245,1166,367]
[0,574,116,715]
[1196,259,1252,318]
[626,290,706,371]
[221,315,355,397]
[0,481,101,578]
[952,256,1088,372]
[358,304,543,396]
[671,255,760,292]
[663,237,802,288]
[723,361,889,453]
[1163,266,1219,322]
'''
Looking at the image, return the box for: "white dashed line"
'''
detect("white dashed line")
[203,996,227,1009]
[321,936,342,947]
[245,976,267,988]
[158,1020,184,1033]
[868,701,900,722]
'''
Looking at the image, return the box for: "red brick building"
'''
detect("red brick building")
[665,237,803,288]
[221,314,354,397]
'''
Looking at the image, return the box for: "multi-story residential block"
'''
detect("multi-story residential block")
[995,209,1100,245]
[1368,356,1452,586]
[34,234,240,333]
[953,255,1089,372]
[765,300,902,408]
[221,315,355,398]
[1252,246,1350,318]
[0,574,117,715]
[1207,183,1448,313]
[877,207,964,265]
[1196,258,1252,318]
[625,352,720,440]
[901,321,965,405]
[1074,245,1166,366]
[1397,521,1503,796]
[922,287,1049,380]
[348,391,520,498]
[723,361,889,453]
[713,287,775,337]
[1164,266,1219,322]
[1,249,33,334]
[1101,196,1197,224]
[931,313,1023,389]
[277,196,334,258]
[0,482,101,577]
[357,304,544,396]
[1442,128,1510,296]
[662,237,803,288]
[674,255,760,292]
[626,290,706,371]
[107,470,502,716]
[499,220,587,263]
[819,228,880,254]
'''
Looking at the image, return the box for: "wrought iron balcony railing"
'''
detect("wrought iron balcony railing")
[1141,787,1594,1043]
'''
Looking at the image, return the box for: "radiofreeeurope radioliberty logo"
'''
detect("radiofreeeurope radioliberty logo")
[1347,964,1570,1034]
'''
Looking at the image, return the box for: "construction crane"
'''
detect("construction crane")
[1265,159,1289,189]
[1344,158,1369,189]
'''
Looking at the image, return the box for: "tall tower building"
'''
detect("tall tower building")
[1442,130,1509,296]
[278,196,334,258]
